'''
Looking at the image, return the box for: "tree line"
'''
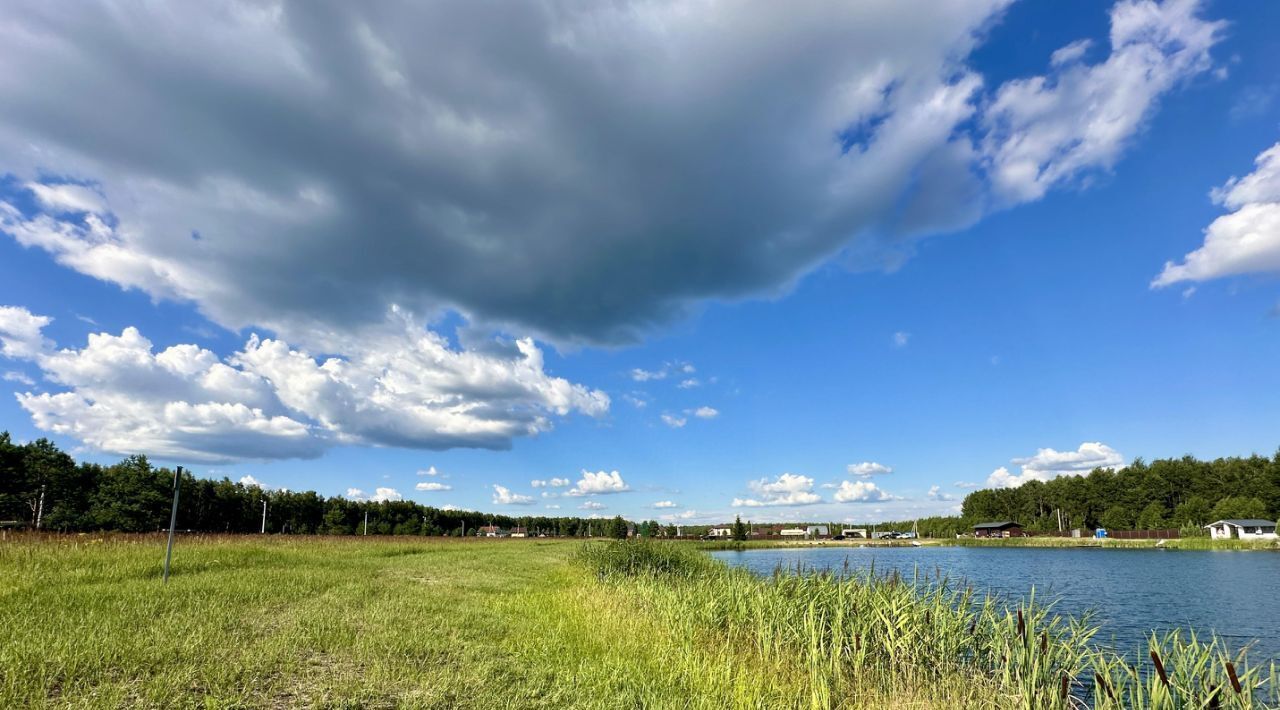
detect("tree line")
[0,433,633,537]
[871,450,1280,538]
[4,433,1276,538]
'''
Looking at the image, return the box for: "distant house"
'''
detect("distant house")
[780,527,807,537]
[806,525,829,538]
[973,521,1025,538]
[707,527,732,538]
[841,528,868,539]
[509,526,527,538]
[477,525,505,537]
[1204,519,1277,540]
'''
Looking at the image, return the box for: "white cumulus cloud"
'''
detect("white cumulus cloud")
[652,501,678,508]
[986,442,1125,488]
[0,305,607,462]
[1153,142,1280,287]
[3,370,34,386]
[345,487,402,503]
[848,461,893,477]
[834,480,897,503]
[733,473,821,507]
[565,470,630,496]
[415,481,451,492]
[660,414,687,428]
[983,0,1224,204]
[491,484,534,505]
[927,485,955,501]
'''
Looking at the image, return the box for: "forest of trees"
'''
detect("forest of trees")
[0,433,635,536]
[3,432,1277,538]
[872,451,1280,538]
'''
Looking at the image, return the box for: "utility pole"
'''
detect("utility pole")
[35,485,45,530]
[261,499,267,534]
[363,510,369,536]
[163,466,183,584]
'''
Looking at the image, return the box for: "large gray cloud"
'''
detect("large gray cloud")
[0,0,1222,345]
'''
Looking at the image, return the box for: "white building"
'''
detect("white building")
[780,528,807,537]
[707,527,732,538]
[841,528,868,538]
[1204,519,1277,540]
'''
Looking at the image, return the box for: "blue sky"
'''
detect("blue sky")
[1,0,1278,525]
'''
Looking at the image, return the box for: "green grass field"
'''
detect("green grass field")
[1,535,1276,709]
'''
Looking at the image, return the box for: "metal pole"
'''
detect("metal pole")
[163,466,182,584]
[363,510,368,536]
[261,499,267,534]
[35,485,45,530]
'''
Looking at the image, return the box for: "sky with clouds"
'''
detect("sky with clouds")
[1,0,1278,525]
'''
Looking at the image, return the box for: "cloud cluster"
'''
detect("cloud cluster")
[848,461,893,477]
[565,470,631,496]
[1153,142,1280,287]
[0,0,1223,345]
[986,442,1125,488]
[833,480,897,503]
[415,481,451,492]
[531,477,570,488]
[630,362,695,382]
[491,485,534,506]
[347,487,402,503]
[0,306,607,462]
[927,485,955,501]
[733,473,821,507]
[982,0,1223,204]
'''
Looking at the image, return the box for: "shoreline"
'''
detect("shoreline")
[695,536,1280,551]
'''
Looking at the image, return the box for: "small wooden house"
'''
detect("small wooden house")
[1204,519,1277,540]
[973,521,1025,538]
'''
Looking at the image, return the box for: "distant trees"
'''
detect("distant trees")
[0,433,634,536]
[959,451,1280,533]
[1210,496,1269,522]
[607,515,629,540]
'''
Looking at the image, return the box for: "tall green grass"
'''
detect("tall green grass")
[578,541,1280,709]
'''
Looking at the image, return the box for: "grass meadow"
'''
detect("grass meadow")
[1,535,1276,708]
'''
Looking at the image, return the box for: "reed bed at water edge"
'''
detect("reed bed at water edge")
[576,540,1279,709]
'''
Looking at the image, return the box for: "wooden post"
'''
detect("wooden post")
[260,499,267,534]
[162,466,183,584]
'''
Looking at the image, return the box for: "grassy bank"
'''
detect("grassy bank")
[2,535,1277,708]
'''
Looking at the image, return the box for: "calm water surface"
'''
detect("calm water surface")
[710,546,1280,661]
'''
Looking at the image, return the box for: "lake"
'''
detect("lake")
[710,545,1280,662]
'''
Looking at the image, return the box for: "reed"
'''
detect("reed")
[578,540,1280,709]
